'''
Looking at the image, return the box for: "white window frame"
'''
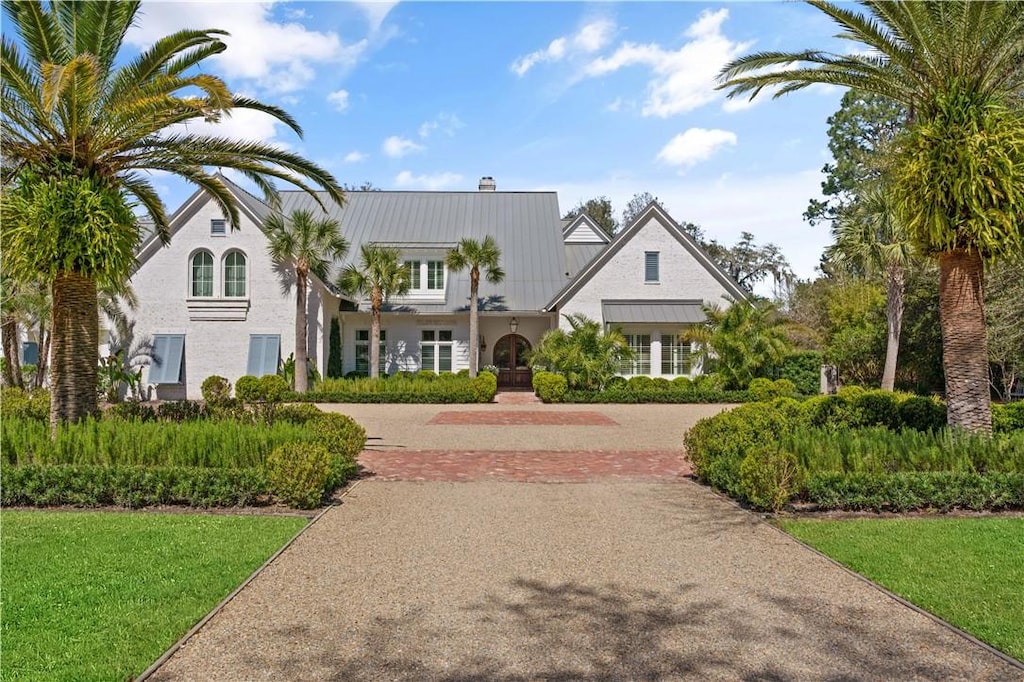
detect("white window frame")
[419,328,454,373]
[644,251,660,284]
[223,250,247,298]
[190,250,214,298]
[621,333,652,376]
[355,329,386,374]
[399,255,447,300]
[660,333,692,376]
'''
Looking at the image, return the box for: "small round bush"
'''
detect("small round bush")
[457,368,470,377]
[201,375,232,406]
[605,376,627,391]
[837,385,867,401]
[652,377,672,390]
[671,376,693,390]
[852,390,900,429]
[235,375,261,403]
[266,442,333,509]
[417,370,437,381]
[898,396,947,432]
[738,448,803,512]
[275,403,324,425]
[471,372,498,403]
[258,374,290,403]
[627,376,655,392]
[748,377,776,402]
[993,401,1024,433]
[692,373,725,392]
[801,394,854,430]
[310,412,367,460]
[771,379,798,398]
[533,371,568,403]
[771,397,803,422]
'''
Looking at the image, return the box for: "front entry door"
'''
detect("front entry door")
[493,334,532,388]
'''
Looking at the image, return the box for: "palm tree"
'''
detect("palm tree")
[266,209,349,393]
[719,1,1024,432]
[1,1,344,426]
[686,299,792,390]
[529,314,633,391]
[337,245,411,379]
[446,236,505,377]
[827,183,915,391]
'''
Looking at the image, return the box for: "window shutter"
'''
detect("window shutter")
[149,335,185,384]
[210,219,226,235]
[645,252,659,282]
[247,335,281,376]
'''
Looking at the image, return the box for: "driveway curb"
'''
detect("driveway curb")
[133,481,363,682]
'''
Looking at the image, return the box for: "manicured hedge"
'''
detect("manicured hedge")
[563,388,752,404]
[300,373,496,404]
[684,399,1024,513]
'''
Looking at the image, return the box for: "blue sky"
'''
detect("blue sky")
[124,1,852,283]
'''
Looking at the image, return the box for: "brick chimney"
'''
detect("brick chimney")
[478,176,496,191]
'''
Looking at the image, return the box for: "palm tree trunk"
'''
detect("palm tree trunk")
[938,250,991,433]
[35,322,49,389]
[2,315,23,388]
[468,271,479,377]
[50,272,99,430]
[295,271,308,393]
[369,293,381,379]
[881,260,905,392]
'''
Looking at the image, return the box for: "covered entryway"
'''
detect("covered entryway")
[492,334,532,388]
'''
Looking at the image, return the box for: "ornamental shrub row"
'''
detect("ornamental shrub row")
[563,388,752,404]
[684,400,1024,513]
[302,373,496,403]
[532,371,567,403]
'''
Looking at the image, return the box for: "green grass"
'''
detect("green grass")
[780,517,1024,661]
[1,510,308,681]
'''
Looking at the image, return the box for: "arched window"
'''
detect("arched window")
[190,251,213,297]
[223,251,247,297]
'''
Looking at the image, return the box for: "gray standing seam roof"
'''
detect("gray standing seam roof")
[565,243,607,279]
[277,190,568,313]
[601,300,706,325]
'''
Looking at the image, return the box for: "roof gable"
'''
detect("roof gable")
[562,213,610,244]
[545,201,748,310]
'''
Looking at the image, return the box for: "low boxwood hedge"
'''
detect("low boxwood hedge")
[564,388,752,404]
[299,373,496,404]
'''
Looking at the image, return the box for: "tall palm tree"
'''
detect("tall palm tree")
[1,1,344,426]
[266,209,349,393]
[827,182,915,391]
[337,245,410,379]
[719,1,1024,432]
[446,236,505,377]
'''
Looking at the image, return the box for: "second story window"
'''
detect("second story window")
[402,259,446,297]
[404,260,421,288]
[224,251,247,297]
[191,251,214,297]
[645,251,660,283]
[427,260,445,290]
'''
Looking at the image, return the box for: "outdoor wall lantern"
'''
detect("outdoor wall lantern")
[480,335,487,351]
[509,317,519,333]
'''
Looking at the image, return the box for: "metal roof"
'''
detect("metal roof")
[278,189,568,313]
[601,299,706,325]
[565,243,607,279]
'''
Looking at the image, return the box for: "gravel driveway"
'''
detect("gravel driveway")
[150,479,1018,681]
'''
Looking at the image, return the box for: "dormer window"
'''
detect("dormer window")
[401,258,446,298]
[211,219,226,236]
[426,261,445,290]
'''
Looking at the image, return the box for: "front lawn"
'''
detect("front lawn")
[780,517,1024,662]
[1,510,308,681]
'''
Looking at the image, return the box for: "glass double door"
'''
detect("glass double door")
[492,334,532,388]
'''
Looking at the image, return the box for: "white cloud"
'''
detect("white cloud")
[166,106,290,149]
[657,128,737,167]
[511,19,615,76]
[394,170,463,190]
[344,151,367,163]
[352,1,399,34]
[126,3,367,94]
[418,112,464,138]
[382,135,425,158]
[583,9,752,117]
[327,89,350,112]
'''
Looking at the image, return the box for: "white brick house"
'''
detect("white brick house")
[126,176,745,398]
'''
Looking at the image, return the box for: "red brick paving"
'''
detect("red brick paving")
[358,450,692,483]
[428,410,618,426]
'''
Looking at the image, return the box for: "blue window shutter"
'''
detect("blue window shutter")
[645,252,659,282]
[149,335,185,384]
[247,335,281,376]
[21,342,38,366]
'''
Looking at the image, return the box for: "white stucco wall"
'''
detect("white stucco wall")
[129,196,318,399]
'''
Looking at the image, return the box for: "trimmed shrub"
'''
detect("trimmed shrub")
[993,402,1024,433]
[275,403,324,425]
[157,400,209,423]
[235,375,261,403]
[692,373,726,391]
[851,390,900,429]
[801,394,854,429]
[652,377,672,390]
[417,370,437,380]
[259,374,290,403]
[739,448,803,512]
[671,376,692,390]
[266,442,334,509]
[564,388,752,404]
[898,396,947,432]
[627,376,656,392]
[606,376,628,390]
[457,368,470,377]
[771,397,804,422]
[772,379,798,398]
[201,375,232,406]
[471,372,498,403]
[0,387,49,422]
[310,413,367,461]
[533,371,568,403]
[804,472,1024,512]
[748,378,776,402]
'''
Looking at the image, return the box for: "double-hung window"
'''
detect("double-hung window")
[661,334,692,375]
[223,252,247,297]
[620,334,651,376]
[190,251,214,297]
[420,329,453,373]
[355,329,386,374]
[426,261,445,290]
[404,260,421,289]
